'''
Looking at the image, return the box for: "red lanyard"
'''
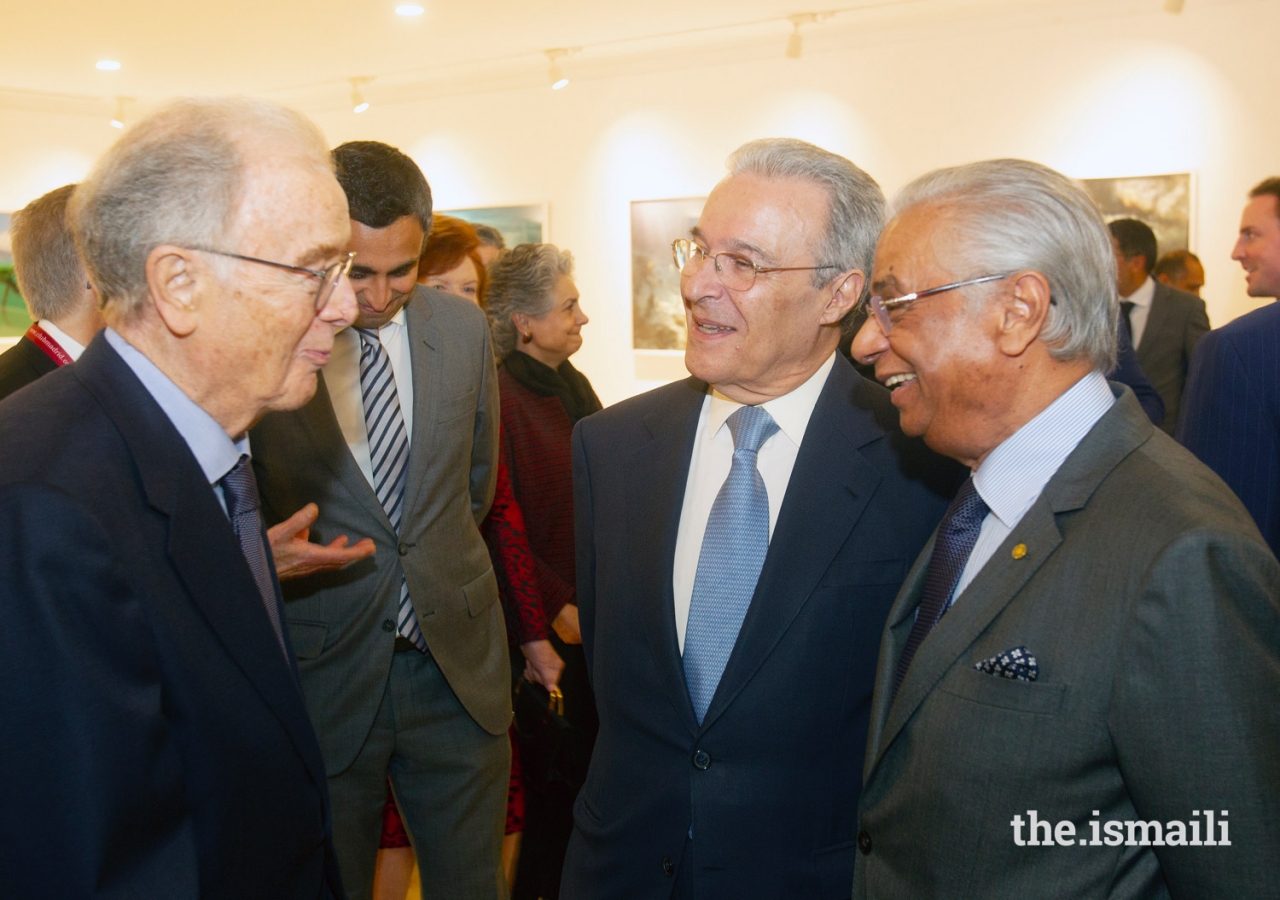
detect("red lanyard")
[25,323,74,367]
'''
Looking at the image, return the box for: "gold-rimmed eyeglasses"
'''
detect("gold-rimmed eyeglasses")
[672,238,837,292]
[187,247,356,310]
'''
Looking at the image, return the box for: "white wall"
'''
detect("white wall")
[3,1,1276,403]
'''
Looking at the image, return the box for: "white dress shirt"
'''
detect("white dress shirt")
[1120,275,1156,350]
[951,371,1115,603]
[38,320,86,361]
[672,353,836,652]
[325,310,414,490]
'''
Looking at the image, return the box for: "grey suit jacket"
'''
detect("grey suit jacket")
[251,286,510,774]
[854,388,1280,900]
[1136,281,1209,435]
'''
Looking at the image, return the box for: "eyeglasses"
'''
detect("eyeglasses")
[865,272,1012,335]
[187,247,356,310]
[671,238,838,292]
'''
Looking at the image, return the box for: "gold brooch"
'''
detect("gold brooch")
[1011,543,1027,560]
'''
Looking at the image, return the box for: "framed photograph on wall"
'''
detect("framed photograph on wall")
[444,204,547,250]
[1080,173,1193,254]
[631,197,705,351]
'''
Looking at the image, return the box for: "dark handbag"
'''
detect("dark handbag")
[512,678,574,787]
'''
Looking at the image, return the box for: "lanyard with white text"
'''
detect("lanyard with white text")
[25,323,73,367]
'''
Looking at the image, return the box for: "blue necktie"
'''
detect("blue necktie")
[892,476,989,699]
[683,405,780,724]
[356,328,426,652]
[220,455,288,659]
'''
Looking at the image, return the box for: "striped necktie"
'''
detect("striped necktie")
[220,455,288,659]
[683,405,780,723]
[356,327,426,652]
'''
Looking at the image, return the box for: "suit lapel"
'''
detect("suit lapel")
[75,338,330,787]
[699,360,885,730]
[401,290,439,519]
[864,390,1153,779]
[627,379,705,733]
[1136,282,1170,362]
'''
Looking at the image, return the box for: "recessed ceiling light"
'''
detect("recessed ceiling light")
[395,5,424,15]
[96,60,121,71]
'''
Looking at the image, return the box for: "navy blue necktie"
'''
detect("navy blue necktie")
[220,455,288,658]
[683,405,780,723]
[892,476,989,699]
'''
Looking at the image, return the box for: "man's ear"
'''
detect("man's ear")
[818,268,865,326]
[145,245,203,338]
[996,271,1052,357]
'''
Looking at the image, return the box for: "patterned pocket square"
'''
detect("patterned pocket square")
[974,646,1039,682]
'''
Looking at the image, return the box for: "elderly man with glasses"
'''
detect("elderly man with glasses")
[0,98,359,898]
[561,138,960,900]
[849,159,1280,899]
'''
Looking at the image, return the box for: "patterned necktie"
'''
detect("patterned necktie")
[1119,301,1135,339]
[683,405,780,724]
[220,455,288,658]
[356,327,426,652]
[892,476,989,699]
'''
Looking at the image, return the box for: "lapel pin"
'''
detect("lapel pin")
[1011,543,1027,560]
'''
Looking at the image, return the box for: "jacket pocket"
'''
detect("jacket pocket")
[288,620,328,660]
[940,666,1065,715]
[463,566,499,617]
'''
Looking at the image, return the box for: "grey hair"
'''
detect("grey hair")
[889,159,1118,373]
[70,97,331,320]
[726,138,884,317]
[486,243,575,359]
[10,184,83,321]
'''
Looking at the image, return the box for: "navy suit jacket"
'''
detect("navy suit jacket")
[1177,300,1280,554]
[562,356,960,900]
[0,334,343,899]
[0,334,58,401]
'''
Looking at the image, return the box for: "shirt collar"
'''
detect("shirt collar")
[972,370,1115,527]
[1124,276,1156,309]
[104,328,248,486]
[706,352,836,448]
[37,319,86,361]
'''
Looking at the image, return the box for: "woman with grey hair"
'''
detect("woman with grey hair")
[487,243,599,900]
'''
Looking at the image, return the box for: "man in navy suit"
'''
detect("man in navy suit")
[1179,176,1280,554]
[0,98,359,899]
[561,139,958,900]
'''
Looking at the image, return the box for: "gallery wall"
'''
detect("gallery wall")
[0,0,1275,404]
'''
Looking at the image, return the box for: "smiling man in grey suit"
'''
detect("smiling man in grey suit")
[850,159,1280,899]
[251,141,510,900]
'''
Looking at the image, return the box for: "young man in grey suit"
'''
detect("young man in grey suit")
[252,142,510,900]
[850,159,1280,898]
[1109,218,1210,435]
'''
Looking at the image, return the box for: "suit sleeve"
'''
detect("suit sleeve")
[1109,530,1280,897]
[469,316,500,525]
[1177,331,1280,548]
[1113,318,1165,427]
[0,483,198,898]
[571,419,598,674]
[1183,298,1211,381]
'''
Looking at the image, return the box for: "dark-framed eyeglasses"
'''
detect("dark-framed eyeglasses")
[671,238,838,293]
[186,247,356,310]
[865,272,1012,335]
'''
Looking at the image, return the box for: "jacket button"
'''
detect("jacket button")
[692,750,711,770]
[382,619,396,632]
[398,542,410,557]
[858,830,872,855]
[662,856,674,876]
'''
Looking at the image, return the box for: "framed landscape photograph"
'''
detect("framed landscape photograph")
[444,204,547,249]
[631,197,705,351]
[1081,173,1193,254]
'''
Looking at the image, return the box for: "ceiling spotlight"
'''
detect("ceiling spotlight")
[395,4,424,15]
[109,97,129,129]
[350,77,372,114]
[784,12,833,60]
[545,48,575,90]
[1164,0,1185,12]
[96,60,121,71]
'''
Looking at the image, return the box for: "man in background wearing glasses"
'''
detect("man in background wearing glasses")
[562,138,960,899]
[0,98,357,898]
[850,159,1279,898]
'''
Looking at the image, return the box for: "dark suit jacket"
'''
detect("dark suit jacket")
[0,335,343,899]
[855,389,1280,899]
[1114,317,1164,427]
[1135,280,1209,434]
[0,334,58,401]
[1177,300,1280,555]
[562,356,960,900]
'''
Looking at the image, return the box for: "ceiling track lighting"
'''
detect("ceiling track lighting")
[350,77,373,113]
[544,48,580,90]
[785,11,834,60]
[109,96,131,129]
